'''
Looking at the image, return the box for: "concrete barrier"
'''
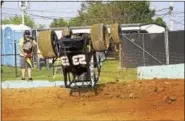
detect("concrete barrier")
[2,80,64,89]
[2,80,93,89]
[137,63,184,79]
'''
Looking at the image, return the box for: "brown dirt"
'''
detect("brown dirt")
[2,79,184,120]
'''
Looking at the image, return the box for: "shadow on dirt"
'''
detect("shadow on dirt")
[61,83,107,96]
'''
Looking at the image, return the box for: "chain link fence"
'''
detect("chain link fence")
[120,30,184,68]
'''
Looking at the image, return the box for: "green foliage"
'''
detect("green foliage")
[2,14,36,28]
[154,17,167,27]
[49,18,68,28]
[36,24,46,29]
[68,1,166,27]
[69,14,87,26]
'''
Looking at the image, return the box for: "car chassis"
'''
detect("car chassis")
[51,33,106,94]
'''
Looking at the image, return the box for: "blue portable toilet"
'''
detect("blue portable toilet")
[2,24,31,67]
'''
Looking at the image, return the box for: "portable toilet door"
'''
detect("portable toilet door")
[3,27,14,66]
[14,30,24,67]
[1,29,4,65]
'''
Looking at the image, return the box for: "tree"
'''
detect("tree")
[49,18,68,28]
[154,17,166,27]
[69,1,166,27]
[2,14,36,28]
[36,24,46,29]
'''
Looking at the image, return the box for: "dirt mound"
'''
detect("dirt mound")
[2,79,184,120]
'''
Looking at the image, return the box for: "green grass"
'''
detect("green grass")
[1,60,137,82]
[100,60,137,83]
[1,66,63,81]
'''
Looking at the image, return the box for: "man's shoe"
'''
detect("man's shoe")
[21,77,25,80]
[28,78,33,81]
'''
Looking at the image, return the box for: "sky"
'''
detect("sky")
[1,1,184,30]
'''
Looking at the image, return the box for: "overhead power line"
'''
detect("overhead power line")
[155,11,170,17]
[2,6,175,16]
[25,12,75,19]
[2,7,78,13]
[2,4,183,30]
[173,11,185,14]
[3,9,172,23]
[2,12,19,16]
[173,20,184,25]
[155,7,170,12]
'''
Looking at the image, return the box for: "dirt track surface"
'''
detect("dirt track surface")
[2,79,184,120]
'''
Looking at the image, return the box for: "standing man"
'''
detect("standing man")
[19,30,37,80]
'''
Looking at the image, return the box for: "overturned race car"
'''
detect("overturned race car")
[37,23,121,94]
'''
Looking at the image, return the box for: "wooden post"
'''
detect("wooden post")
[118,43,122,69]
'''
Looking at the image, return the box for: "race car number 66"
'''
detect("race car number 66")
[72,54,86,65]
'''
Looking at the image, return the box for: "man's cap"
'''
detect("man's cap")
[24,30,31,35]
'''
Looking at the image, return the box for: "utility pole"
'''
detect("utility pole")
[169,2,174,31]
[18,0,29,25]
[1,0,4,7]
[165,28,169,65]
[22,9,25,25]
[164,2,173,65]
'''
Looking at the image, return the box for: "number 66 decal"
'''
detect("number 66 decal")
[72,54,86,65]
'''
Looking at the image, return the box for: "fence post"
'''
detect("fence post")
[142,34,146,66]
[52,58,55,76]
[165,29,170,65]
[35,29,40,70]
[119,43,122,69]
[14,40,18,77]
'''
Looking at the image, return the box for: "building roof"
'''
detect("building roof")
[34,23,165,34]
[1,24,31,31]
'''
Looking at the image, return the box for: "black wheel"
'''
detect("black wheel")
[51,30,59,57]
